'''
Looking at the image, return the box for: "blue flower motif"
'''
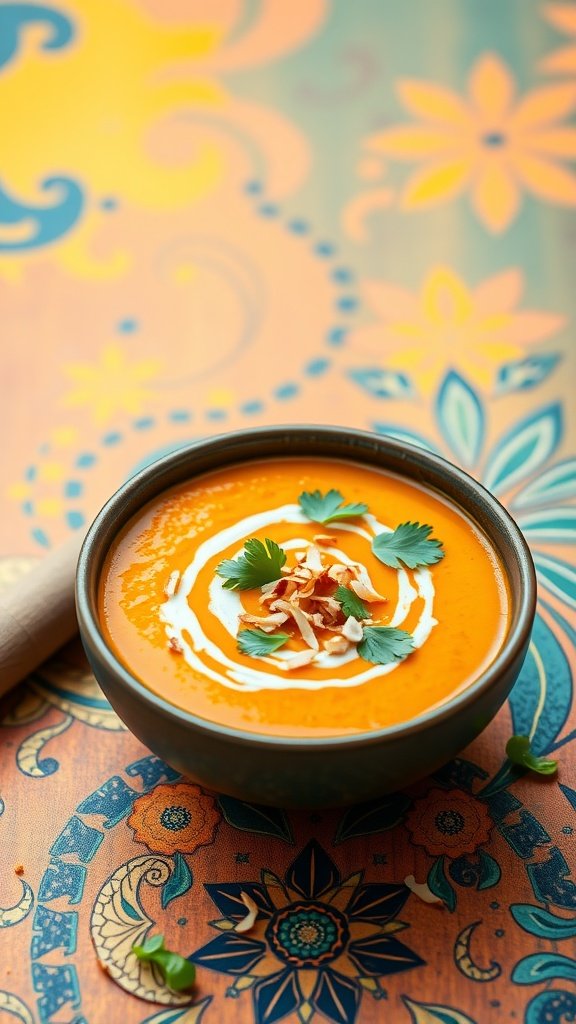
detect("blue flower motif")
[191,839,424,1023]
[375,370,575,613]
[374,369,575,755]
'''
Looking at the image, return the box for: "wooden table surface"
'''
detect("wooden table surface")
[0,2,575,1022]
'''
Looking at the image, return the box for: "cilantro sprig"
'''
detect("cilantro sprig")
[238,629,291,657]
[357,626,414,665]
[506,735,558,776]
[132,934,195,992]
[298,489,368,524]
[372,522,444,570]
[216,538,286,591]
[334,585,368,620]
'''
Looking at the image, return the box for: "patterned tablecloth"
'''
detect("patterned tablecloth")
[1,2,575,1022]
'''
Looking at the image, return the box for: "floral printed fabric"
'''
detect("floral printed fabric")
[0,1,574,1022]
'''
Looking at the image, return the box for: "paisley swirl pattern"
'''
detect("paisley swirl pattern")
[90,856,193,1006]
[454,922,502,982]
[0,3,74,72]
[0,880,34,929]
[0,990,35,1024]
[15,714,72,778]
[0,177,84,251]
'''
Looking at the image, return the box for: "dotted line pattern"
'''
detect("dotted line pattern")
[16,181,361,548]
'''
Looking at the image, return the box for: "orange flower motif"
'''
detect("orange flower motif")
[540,4,576,75]
[405,788,493,859]
[367,53,576,231]
[128,783,220,856]
[353,265,564,392]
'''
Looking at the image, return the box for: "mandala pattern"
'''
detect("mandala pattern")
[192,839,424,1022]
[128,783,221,857]
[404,788,493,860]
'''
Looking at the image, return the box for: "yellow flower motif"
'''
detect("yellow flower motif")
[540,3,576,75]
[63,343,162,424]
[368,53,576,231]
[355,266,565,392]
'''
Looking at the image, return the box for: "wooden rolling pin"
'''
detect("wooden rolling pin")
[0,533,84,696]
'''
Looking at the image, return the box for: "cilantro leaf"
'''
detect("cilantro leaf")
[216,538,286,590]
[506,735,558,776]
[357,626,414,665]
[133,934,195,992]
[298,488,369,524]
[334,585,368,620]
[237,629,291,657]
[372,522,444,569]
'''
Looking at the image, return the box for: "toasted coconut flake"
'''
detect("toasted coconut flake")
[349,566,386,603]
[314,534,338,546]
[235,892,259,933]
[312,595,342,615]
[292,568,314,582]
[327,564,353,586]
[323,635,350,655]
[164,571,180,597]
[239,611,289,632]
[270,600,320,650]
[260,578,294,604]
[342,616,364,642]
[303,544,324,573]
[280,648,317,670]
[404,875,443,905]
[303,611,327,629]
[293,577,317,599]
[261,580,280,595]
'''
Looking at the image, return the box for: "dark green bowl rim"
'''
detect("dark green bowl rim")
[76,425,537,752]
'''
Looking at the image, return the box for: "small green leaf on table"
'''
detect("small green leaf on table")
[506,735,558,776]
[132,934,196,992]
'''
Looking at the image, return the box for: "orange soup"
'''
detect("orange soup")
[99,458,509,737]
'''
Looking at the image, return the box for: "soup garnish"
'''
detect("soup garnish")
[214,488,443,669]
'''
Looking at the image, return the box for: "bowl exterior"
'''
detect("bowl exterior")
[76,425,536,808]
[81,635,529,808]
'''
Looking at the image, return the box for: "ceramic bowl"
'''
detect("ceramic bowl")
[76,426,536,807]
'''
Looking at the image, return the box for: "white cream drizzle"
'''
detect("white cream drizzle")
[159,503,438,692]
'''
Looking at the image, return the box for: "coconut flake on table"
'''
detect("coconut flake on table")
[235,891,259,933]
[404,875,443,905]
